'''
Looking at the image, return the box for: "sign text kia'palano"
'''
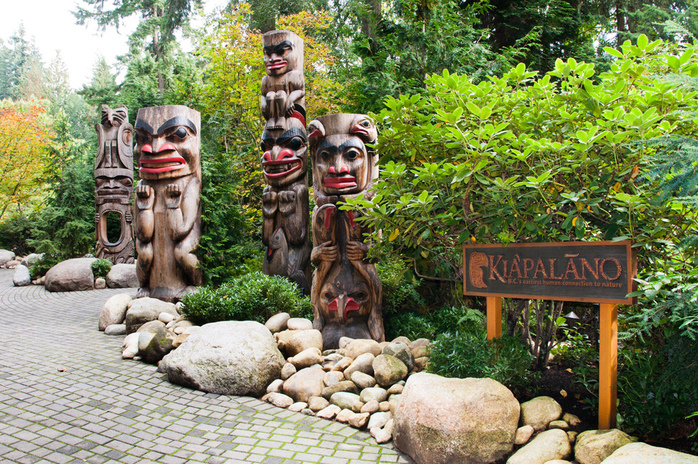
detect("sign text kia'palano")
[463,240,637,429]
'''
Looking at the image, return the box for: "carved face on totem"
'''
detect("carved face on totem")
[309,114,377,196]
[261,118,307,188]
[319,264,372,326]
[262,30,304,77]
[134,106,201,181]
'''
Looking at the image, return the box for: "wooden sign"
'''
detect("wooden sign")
[463,240,637,430]
[463,241,636,304]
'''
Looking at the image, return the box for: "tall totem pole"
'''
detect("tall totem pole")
[308,114,384,349]
[94,104,136,264]
[260,30,311,294]
[133,105,202,302]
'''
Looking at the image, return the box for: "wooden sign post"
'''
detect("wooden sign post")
[464,241,636,429]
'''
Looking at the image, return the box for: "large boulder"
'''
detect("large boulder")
[506,428,572,464]
[574,429,633,464]
[125,297,178,333]
[138,326,176,364]
[159,321,285,396]
[99,294,133,330]
[12,264,31,287]
[45,258,96,292]
[0,249,15,266]
[282,365,325,402]
[394,372,520,464]
[601,442,698,464]
[106,264,139,288]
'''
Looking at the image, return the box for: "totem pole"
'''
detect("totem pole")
[133,105,202,302]
[94,104,135,264]
[308,114,384,349]
[260,30,311,294]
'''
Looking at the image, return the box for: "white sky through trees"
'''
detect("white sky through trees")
[1,0,228,90]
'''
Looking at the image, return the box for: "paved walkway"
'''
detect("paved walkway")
[0,269,411,464]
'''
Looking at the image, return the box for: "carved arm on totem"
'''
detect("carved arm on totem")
[279,184,308,246]
[262,186,277,246]
[135,183,155,243]
[165,177,201,243]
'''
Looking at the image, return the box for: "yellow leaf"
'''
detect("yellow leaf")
[389,229,399,242]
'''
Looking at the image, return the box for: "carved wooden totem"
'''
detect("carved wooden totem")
[94,104,135,264]
[308,114,384,349]
[133,105,202,302]
[260,30,311,294]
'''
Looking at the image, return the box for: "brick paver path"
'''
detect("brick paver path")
[0,269,411,464]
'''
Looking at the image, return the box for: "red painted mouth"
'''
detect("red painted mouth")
[323,177,357,189]
[139,155,187,173]
[266,60,287,70]
[262,159,301,178]
[351,125,369,137]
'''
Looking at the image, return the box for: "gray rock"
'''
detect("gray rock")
[287,318,313,330]
[105,263,139,288]
[322,380,358,400]
[515,424,535,445]
[21,253,42,267]
[344,353,376,379]
[506,428,572,464]
[264,392,294,408]
[521,396,563,431]
[601,442,698,464]
[275,329,323,356]
[282,365,325,403]
[0,249,15,266]
[330,392,361,410]
[159,321,284,396]
[265,312,290,333]
[12,264,31,287]
[308,396,330,412]
[316,404,341,420]
[122,333,140,359]
[139,326,175,364]
[382,342,415,371]
[346,339,382,359]
[368,411,390,430]
[45,258,96,292]
[288,347,324,369]
[360,387,388,404]
[137,320,166,333]
[373,354,408,388]
[104,324,127,335]
[351,371,377,389]
[575,429,633,464]
[394,372,520,464]
[266,378,284,394]
[94,278,106,289]
[281,362,297,380]
[125,297,178,333]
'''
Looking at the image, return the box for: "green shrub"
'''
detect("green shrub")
[377,257,426,315]
[181,271,312,325]
[29,253,64,279]
[385,312,438,341]
[0,213,37,256]
[428,331,538,394]
[91,259,112,279]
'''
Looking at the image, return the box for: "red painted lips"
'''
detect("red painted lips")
[139,143,187,173]
[323,177,357,189]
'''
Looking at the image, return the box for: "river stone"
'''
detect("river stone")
[375,419,394,443]
[351,371,377,389]
[520,396,563,431]
[276,329,323,356]
[99,293,133,330]
[316,404,341,420]
[574,429,633,464]
[322,380,358,400]
[139,326,175,364]
[12,264,31,287]
[360,387,388,404]
[308,396,330,411]
[394,372,520,464]
[346,339,382,359]
[601,442,698,464]
[506,428,572,464]
[373,354,408,388]
[563,412,581,427]
[122,333,140,359]
[265,312,290,333]
[515,424,535,445]
[282,365,325,402]
[265,392,294,408]
[344,353,375,378]
[105,263,138,288]
[0,249,15,266]
[45,258,96,292]
[361,399,380,414]
[125,297,178,333]
[349,412,370,428]
[324,370,345,387]
[94,278,106,289]
[267,379,284,393]
[104,324,127,335]
[288,347,324,369]
[336,408,354,423]
[159,321,284,396]
[330,392,362,410]
[287,317,313,330]
[382,342,415,371]
[281,362,297,380]
[368,411,390,430]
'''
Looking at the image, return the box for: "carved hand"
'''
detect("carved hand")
[314,241,338,262]
[165,184,182,209]
[262,190,278,217]
[346,241,369,261]
[278,191,297,215]
[95,213,100,224]
[136,185,155,210]
[125,210,133,223]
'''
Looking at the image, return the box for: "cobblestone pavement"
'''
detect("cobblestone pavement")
[0,269,412,464]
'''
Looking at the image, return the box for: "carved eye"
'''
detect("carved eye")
[344,149,361,161]
[360,120,371,128]
[173,127,188,140]
[286,137,303,150]
[352,292,368,301]
[320,151,331,161]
